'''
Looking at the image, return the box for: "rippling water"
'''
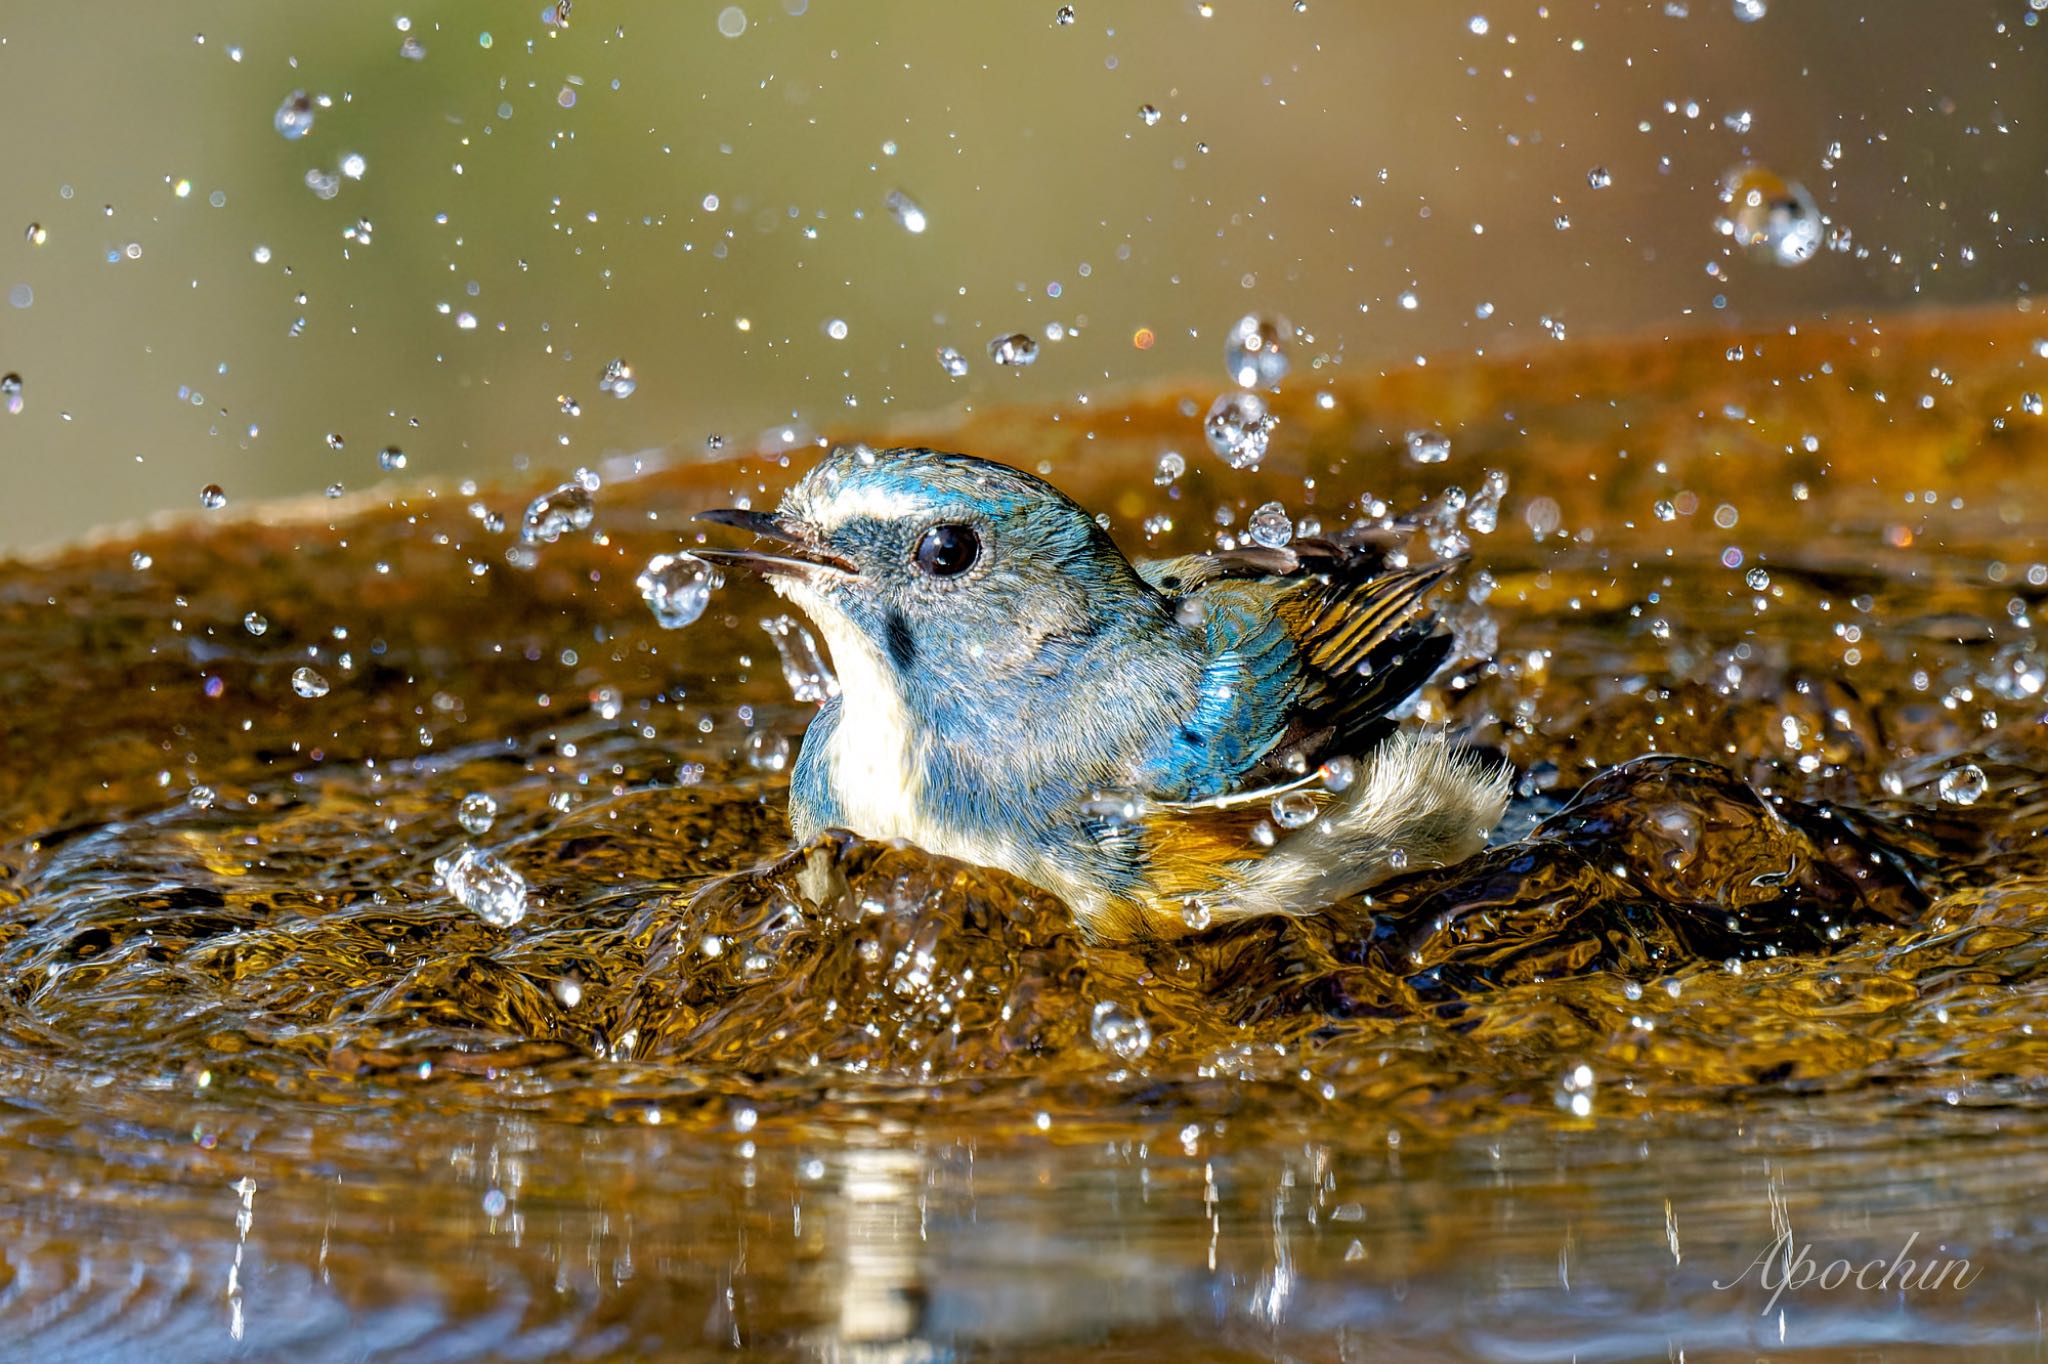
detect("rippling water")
[3,313,2046,1359]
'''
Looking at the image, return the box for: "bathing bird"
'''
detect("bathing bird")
[695,445,1509,938]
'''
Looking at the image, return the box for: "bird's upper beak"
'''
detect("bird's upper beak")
[691,508,858,578]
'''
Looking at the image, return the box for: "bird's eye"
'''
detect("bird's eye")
[913,523,980,577]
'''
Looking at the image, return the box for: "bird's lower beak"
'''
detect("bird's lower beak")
[691,508,858,578]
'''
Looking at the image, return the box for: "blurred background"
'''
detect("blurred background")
[0,0,2041,551]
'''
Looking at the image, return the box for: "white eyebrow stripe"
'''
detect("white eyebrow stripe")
[803,484,928,531]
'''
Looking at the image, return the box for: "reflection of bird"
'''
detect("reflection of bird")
[696,445,1509,938]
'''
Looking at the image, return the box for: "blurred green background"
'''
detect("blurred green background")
[0,0,2041,551]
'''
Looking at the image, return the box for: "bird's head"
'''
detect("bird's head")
[696,446,1157,693]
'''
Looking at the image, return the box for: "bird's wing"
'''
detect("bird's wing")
[1133,545,1459,798]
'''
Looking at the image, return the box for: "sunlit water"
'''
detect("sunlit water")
[3,314,2047,1359]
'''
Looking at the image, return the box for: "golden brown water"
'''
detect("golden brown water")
[3,312,2047,1360]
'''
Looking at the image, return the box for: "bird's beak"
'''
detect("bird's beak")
[691,508,858,578]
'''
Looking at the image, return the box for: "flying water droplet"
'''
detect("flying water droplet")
[1732,0,1767,18]
[458,792,498,835]
[598,357,637,398]
[1715,163,1822,266]
[883,188,927,234]
[1138,103,1162,127]
[243,612,268,635]
[1054,4,1077,24]
[988,333,1039,367]
[274,90,316,140]
[1405,428,1452,464]
[521,468,600,544]
[1,373,21,416]
[1247,501,1294,549]
[1938,764,1988,806]
[200,484,227,510]
[378,446,407,471]
[1089,1001,1153,1061]
[1204,392,1277,469]
[433,847,529,928]
[745,731,792,771]
[936,345,969,377]
[1223,312,1290,388]
[290,666,330,699]
[1587,166,1612,189]
[760,615,839,702]
[637,552,723,629]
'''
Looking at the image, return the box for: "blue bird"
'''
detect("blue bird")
[696,445,1509,938]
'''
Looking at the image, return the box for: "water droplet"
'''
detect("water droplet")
[761,615,839,702]
[883,188,927,234]
[936,345,969,378]
[433,847,528,927]
[339,152,367,180]
[1204,392,1277,469]
[1587,166,1612,189]
[824,317,849,341]
[274,90,316,140]
[1715,163,1822,266]
[1469,15,1490,34]
[745,731,792,771]
[1247,500,1294,549]
[1138,103,1162,127]
[988,333,1038,367]
[1089,1001,1152,1061]
[1179,897,1213,931]
[0,373,21,416]
[717,5,748,37]
[1938,763,1988,806]
[1223,312,1290,388]
[1054,3,1077,24]
[290,666,330,699]
[1270,790,1319,829]
[637,552,723,629]
[243,611,268,636]
[1405,428,1452,464]
[1153,450,1186,485]
[589,685,623,721]
[598,357,637,398]
[1318,756,1358,792]
[2023,392,2043,417]
[458,792,498,835]
[25,223,47,247]
[1554,1061,1596,1117]
[378,446,407,471]
[199,484,227,511]
[521,468,600,544]
[398,34,427,60]
[1732,0,1767,18]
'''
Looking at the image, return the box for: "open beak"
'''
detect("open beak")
[691,508,858,578]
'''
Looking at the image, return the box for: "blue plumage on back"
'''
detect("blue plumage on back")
[695,445,1508,938]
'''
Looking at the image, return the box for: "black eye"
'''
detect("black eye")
[913,523,980,577]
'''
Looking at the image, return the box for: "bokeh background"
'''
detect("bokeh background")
[1,0,2042,551]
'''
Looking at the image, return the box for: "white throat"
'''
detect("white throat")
[778,581,928,842]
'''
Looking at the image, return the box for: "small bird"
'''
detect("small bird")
[695,445,1509,938]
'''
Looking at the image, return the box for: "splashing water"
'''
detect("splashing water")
[521,469,601,545]
[637,552,723,629]
[1204,392,1277,469]
[1715,163,1823,266]
[433,847,529,927]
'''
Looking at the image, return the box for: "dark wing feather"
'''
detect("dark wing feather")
[1138,544,1461,790]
